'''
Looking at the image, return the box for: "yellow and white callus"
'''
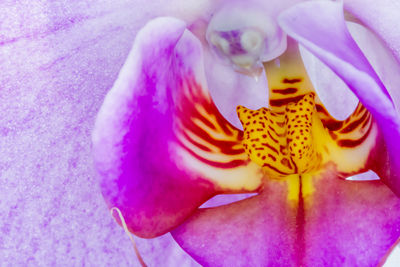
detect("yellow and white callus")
[236,39,379,201]
[237,93,321,178]
[172,19,377,203]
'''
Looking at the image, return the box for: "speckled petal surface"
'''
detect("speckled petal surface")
[0,0,201,265]
[278,1,400,197]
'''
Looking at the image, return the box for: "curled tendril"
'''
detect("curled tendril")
[110,207,147,267]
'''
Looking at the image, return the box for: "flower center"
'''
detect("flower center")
[203,6,377,186]
[237,93,322,178]
[234,38,378,181]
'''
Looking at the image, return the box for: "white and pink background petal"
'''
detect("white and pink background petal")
[0,0,206,266]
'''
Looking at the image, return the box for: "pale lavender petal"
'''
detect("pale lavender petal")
[344,0,400,63]
[344,0,400,120]
[300,44,359,120]
[299,20,400,120]
[203,50,269,129]
[279,1,400,196]
[346,21,400,115]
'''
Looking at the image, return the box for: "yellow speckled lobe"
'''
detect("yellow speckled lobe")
[286,93,322,173]
[237,93,322,179]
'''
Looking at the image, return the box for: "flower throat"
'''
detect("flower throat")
[236,40,376,179]
[237,92,321,178]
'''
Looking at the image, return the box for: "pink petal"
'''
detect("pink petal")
[304,171,400,266]
[172,170,400,266]
[92,17,213,238]
[172,181,298,266]
[92,17,264,238]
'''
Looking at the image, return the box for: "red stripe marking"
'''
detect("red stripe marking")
[267,154,277,161]
[361,115,371,128]
[282,78,302,84]
[181,142,247,168]
[354,103,366,116]
[315,104,330,116]
[181,131,212,152]
[337,121,373,147]
[321,119,343,131]
[179,111,244,155]
[272,87,298,95]
[176,77,246,169]
[262,163,290,175]
[196,112,217,130]
[339,111,369,134]
[296,175,305,267]
[262,143,279,154]
[270,95,305,107]
[267,131,279,143]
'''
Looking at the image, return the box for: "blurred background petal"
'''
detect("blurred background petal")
[0,0,205,265]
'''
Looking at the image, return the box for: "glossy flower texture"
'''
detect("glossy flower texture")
[92,1,400,266]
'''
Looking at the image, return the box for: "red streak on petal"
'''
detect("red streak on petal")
[337,120,373,148]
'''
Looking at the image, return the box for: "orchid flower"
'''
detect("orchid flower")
[92,0,400,266]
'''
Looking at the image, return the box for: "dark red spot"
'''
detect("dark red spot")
[337,122,373,148]
[282,78,302,84]
[272,87,298,95]
[262,163,290,175]
[268,154,277,161]
[270,95,305,107]
[263,143,279,154]
[340,112,369,134]
[280,158,292,169]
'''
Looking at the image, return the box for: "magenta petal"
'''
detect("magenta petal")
[172,181,298,266]
[278,1,400,196]
[92,17,217,238]
[305,172,400,266]
[172,172,400,266]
